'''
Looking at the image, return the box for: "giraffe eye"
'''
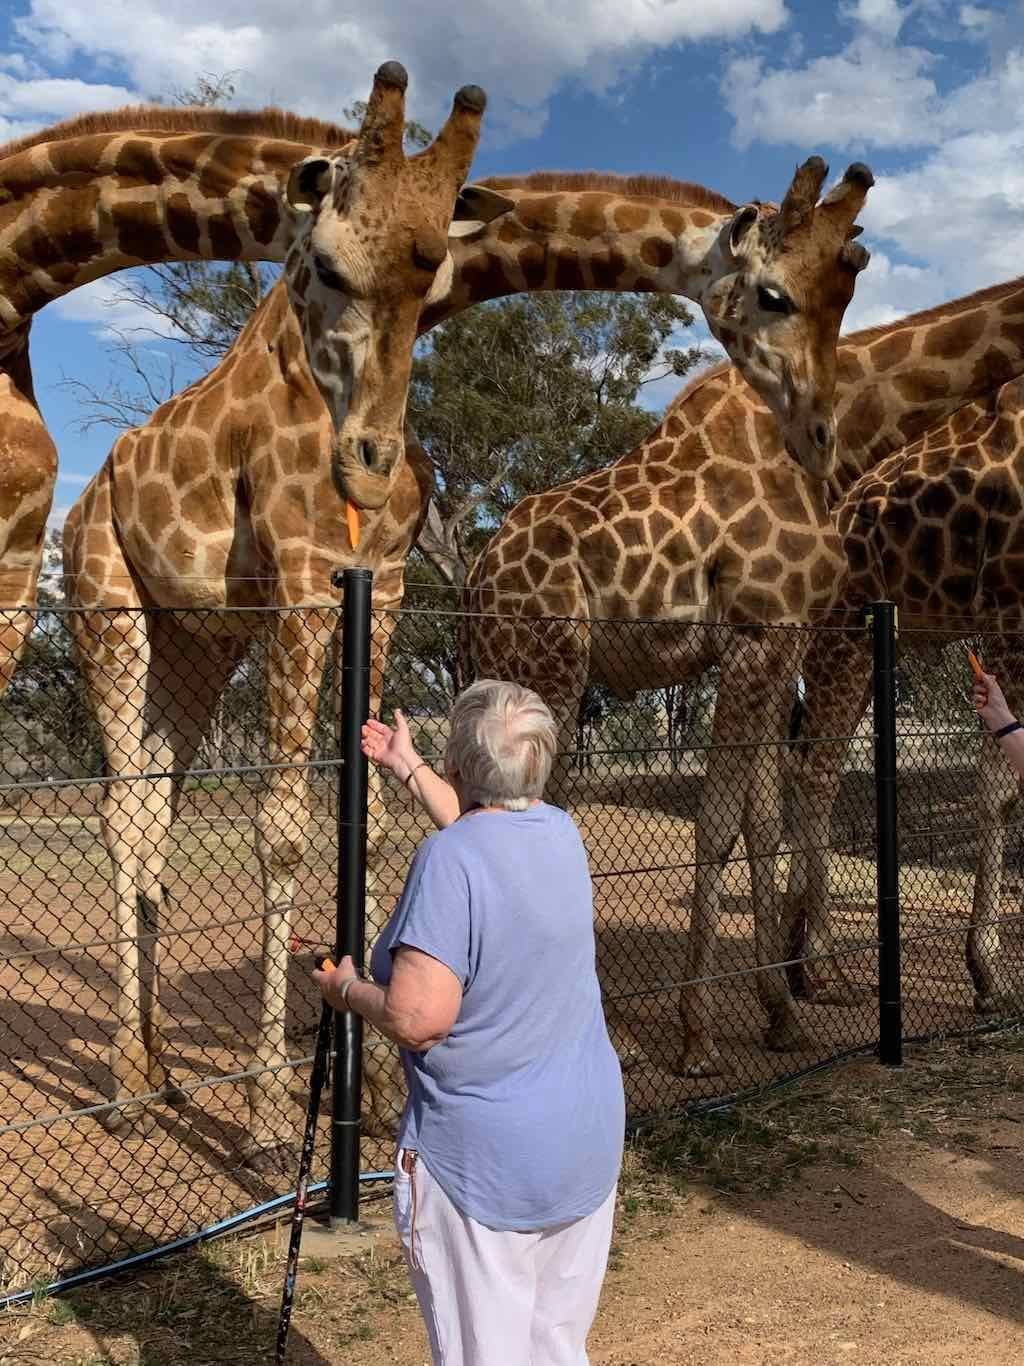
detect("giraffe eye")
[757,284,793,315]
[314,253,349,293]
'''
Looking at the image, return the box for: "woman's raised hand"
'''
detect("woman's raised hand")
[361,709,421,780]
[974,671,1015,733]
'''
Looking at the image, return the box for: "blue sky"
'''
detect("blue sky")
[2,0,1024,525]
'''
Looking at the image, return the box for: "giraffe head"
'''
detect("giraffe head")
[284,62,510,510]
[702,157,874,479]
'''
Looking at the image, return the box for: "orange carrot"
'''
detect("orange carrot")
[967,649,986,681]
[290,933,334,972]
[346,501,361,549]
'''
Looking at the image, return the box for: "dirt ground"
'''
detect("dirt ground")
[3,1031,1024,1366]
[1,773,1021,1291]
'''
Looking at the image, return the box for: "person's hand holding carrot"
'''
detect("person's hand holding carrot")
[969,651,1017,733]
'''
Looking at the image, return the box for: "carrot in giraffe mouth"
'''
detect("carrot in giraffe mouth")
[346,501,361,549]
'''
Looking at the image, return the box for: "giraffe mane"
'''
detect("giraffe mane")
[842,274,1024,347]
[478,170,739,216]
[0,105,359,162]
[665,359,732,411]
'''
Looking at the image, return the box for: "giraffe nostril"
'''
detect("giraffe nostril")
[359,439,377,469]
[814,423,830,450]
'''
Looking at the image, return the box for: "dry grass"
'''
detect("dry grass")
[0,1186,411,1364]
[5,1027,1024,1364]
[624,1024,1024,1200]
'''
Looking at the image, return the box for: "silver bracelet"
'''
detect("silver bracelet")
[405,761,430,788]
[339,974,360,1007]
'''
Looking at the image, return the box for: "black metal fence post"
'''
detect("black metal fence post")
[330,567,372,1225]
[868,599,903,1066]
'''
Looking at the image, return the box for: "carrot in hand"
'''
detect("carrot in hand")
[967,649,986,682]
[346,501,361,549]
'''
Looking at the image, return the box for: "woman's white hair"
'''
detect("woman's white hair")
[445,679,557,811]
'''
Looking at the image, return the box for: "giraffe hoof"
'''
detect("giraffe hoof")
[803,985,871,1008]
[239,1139,297,1176]
[161,1083,190,1110]
[763,1016,808,1053]
[103,1105,157,1141]
[974,990,1024,1017]
[673,1050,725,1079]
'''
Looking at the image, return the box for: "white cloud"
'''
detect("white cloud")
[860,126,1024,295]
[840,249,946,332]
[724,6,1024,309]
[725,37,941,149]
[50,276,183,340]
[0,116,43,143]
[841,0,910,39]
[11,0,789,144]
[959,4,995,36]
[0,72,136,117]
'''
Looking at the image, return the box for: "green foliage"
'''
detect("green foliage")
[0,615,104,782]
[408,291,703,582]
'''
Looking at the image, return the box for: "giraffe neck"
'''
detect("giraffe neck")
[0,129,334,330]
[0,322,34,398]
[424,179,732,327]
[828,275,1024,500]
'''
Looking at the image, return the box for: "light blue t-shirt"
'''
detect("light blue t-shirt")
[370,802,625,1232]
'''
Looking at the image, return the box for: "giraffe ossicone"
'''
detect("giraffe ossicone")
[282,62,503,514]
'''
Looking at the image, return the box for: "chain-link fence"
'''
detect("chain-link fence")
[0,607,346,1301]
[1,596,1021,1301]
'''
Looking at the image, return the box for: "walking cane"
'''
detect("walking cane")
[275,945,335,1365]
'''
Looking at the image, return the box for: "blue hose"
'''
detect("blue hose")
[0,1170,394,1309]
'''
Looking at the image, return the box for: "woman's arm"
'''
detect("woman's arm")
[974,670,1024,777]
[361,711,460,830]
[314,949,462,1051]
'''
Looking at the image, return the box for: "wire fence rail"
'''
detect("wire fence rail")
[1,588,1022,1303]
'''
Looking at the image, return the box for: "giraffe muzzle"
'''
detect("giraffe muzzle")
[331,432,403,510]
[786,412,837,481]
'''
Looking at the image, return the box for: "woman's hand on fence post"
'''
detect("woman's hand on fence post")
[974,672,1015,733]
[312,954,360,1012]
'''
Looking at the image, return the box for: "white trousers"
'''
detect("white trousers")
[393,1148,616,1366]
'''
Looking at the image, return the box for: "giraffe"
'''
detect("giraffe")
[0,63,492,692]
[0,98,365,692]
[461,271,1024,1079]
[60,154,876,1164]
[784,368,1024,1018]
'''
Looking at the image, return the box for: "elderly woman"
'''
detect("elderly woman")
[313,679,624,1366]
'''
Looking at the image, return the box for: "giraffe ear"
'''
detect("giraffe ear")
[725,203,759,259]
[286,156,334,213]
[447,184,516,238]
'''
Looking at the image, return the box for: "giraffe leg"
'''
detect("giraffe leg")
[781,631,873,1007]
[243,607,333,1173]
[742,668,807,1055]
[134,616,253,1107]
[69,606,159,1137]
[677,643,767,1078]
[969,732,1024,1014]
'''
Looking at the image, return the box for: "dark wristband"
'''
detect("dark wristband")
[993,720,1024,739]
